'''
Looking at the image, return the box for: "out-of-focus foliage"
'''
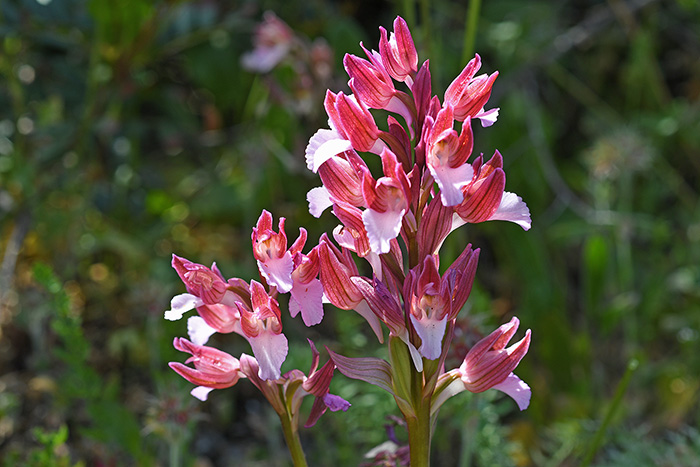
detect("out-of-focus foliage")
[0,0,698,465]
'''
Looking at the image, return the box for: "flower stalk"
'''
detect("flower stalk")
[279,407,309,467]
[164,13,534,466]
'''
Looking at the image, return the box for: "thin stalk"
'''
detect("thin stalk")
[616,169,636,349]
[406,399,431,467]
[419,0,432,61]
[168,439,181,467]
[581,357,638,466]
[461,0,482,64]
[400,0,417,30]
[279,412,308,467]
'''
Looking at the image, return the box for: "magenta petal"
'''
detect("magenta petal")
[362,208,405,254]
[491,373,531,410]
[290,278,325,326]
[187,316,217,346]
[489,192,531,230]
[257,251,294,293]
[247,332,288,381]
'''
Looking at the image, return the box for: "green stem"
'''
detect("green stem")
[168,439,181,467]
[400,0,416,29]
[279,412,308,467]
[419,0,431,60]
[462,0,482,64]
[406,399,431,467]
[581,357,638,466]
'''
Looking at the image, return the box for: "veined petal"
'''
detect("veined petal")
[247,331,289,381]
[305,129,353,172]
[188,316,217,346]
[327,349,394,395]
[362,208,406,255]
[409,313,448,360]
[429,162,474,207]
[165,293,203,321]
[307,186,334,218]
[290,278,325,326]
[489,191,531,230]
[492,373,531,411]
[257,251,294,293]
[191,386,215,401]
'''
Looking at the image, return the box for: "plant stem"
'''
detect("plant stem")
[279,412,308,467]
[168,439,181,467]
[400,0,416,30]
[406,399,431,467]
[419,0,432,61]
[462,0,482,64]
[581,357,638,466]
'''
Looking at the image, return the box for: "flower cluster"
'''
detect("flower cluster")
[166,14,533,464]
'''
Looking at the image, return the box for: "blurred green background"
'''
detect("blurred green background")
[1,0,698,465]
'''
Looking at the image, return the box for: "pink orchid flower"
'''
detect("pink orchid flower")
[360,148,411,254]
[252,210,307,293]
[237,280,288,380]
[444,54,499,127]
[169,337,243,401]
[458,317,532,410]
[378,16,418,85]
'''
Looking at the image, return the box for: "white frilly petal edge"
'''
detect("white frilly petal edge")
[489,191,532,230]
[492,372,531,411]
[428,162,474,207]
[362,208,405,255]
[308,186,334,218]
[475,107,500,127]
[409,314,448,361]
[305,129,353,172]
[164,293,203,321]
[247,332,288,381]
[191,386,215,401]
[289,278,325,326]
[257,252,294,293]
[187,316,217,346]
